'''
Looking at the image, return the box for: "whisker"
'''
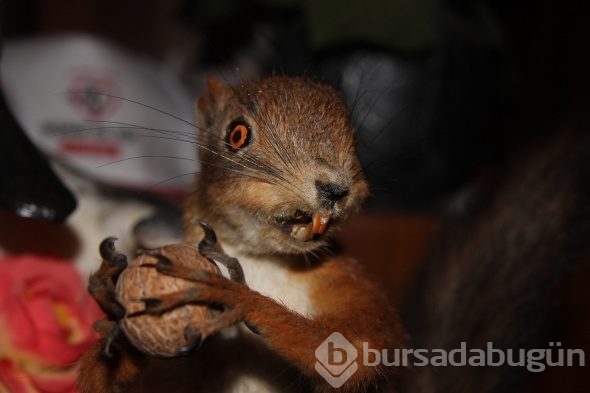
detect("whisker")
[222,67,303,178]
[355,75,398,136]
[52,89,304,199]
[198,160,286,186]
[63,88,305,197]
[366,100,412,147]
[148,172,199,189]
[96,155,198,168]
[59,125,196,144]
[83,113,287,183]
[85,120,201,144]
[77,122,277,181]
[83,120,197,139]
[349,71,375,133]
[59,90,198,129]
[351,167,365,182]
[221,84,304,196]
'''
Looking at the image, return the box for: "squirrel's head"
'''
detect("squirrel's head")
[185,76,368,256]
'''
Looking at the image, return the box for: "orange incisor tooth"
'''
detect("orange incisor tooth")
[312,212,331,235]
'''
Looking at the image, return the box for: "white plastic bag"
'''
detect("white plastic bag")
[2,34,199,197]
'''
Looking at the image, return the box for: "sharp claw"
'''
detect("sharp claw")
[102,338,115,358]
[99,237,128,269]
[196,222,245,283]
[99,236,118,260]
[201,250,245,284]
[245,321,261,335]
[198,222,218,253]
[178,326,204,355]
[100,322,122,358]
[177,339,202,355]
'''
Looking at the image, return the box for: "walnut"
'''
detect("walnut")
[116,243,220,357]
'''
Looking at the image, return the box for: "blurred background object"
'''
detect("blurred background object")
[0,89,77,222]
[2,35,197,197]
[0,3,77,222]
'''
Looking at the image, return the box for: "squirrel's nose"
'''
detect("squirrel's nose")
[315,180,349,205]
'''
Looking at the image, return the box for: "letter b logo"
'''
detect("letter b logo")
[315,332,358,388]
[328,341,348,365]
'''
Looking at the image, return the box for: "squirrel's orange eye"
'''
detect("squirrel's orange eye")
[226,121,251,151]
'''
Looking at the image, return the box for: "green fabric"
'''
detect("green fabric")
[303,0,442,52]
[194,0,240,20]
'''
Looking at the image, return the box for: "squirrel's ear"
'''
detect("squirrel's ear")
[197,76,227,113]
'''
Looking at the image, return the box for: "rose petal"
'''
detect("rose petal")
[0,255,103,367]
[3,297,37,355]
[0,359,36,393]
[5,257,81,301]
[28,366,78,393]
[0,273,14,306]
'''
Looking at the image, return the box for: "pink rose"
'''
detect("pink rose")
[0,255,104,392]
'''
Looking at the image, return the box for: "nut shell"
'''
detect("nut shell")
[116,244,220,357]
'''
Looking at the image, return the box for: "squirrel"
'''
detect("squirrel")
[78,76,405,393]
[78,74,590,393]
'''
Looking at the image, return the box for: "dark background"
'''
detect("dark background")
[4,0,589,211]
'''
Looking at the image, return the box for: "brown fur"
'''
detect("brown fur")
[403,128,590,393]
[186,76,368,255]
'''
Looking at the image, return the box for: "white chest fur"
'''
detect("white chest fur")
[222,245,315,318]
[201,246,316,393]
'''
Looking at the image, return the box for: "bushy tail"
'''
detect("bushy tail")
[402,124,590,392]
